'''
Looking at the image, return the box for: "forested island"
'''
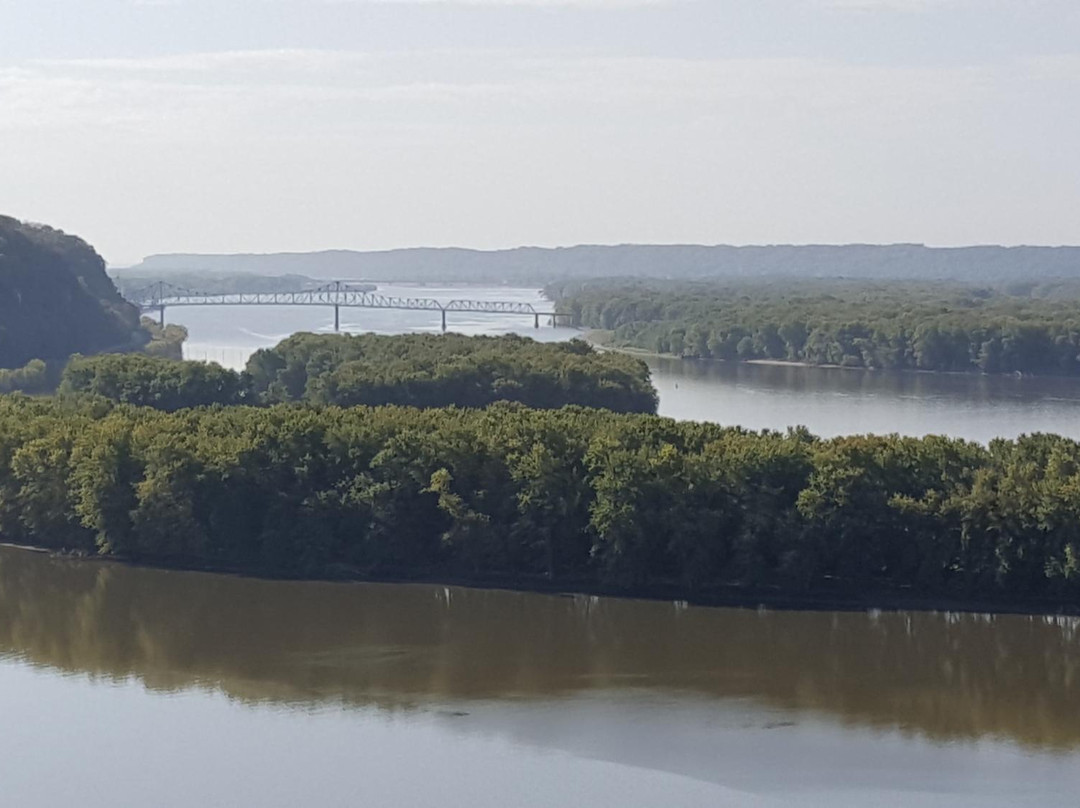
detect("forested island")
[6,216,1080,611]
[1,395,1078,609]
[59,333,658,413]
[553,279,1080,375]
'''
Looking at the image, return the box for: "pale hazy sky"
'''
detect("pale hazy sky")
[2,0,1078,264]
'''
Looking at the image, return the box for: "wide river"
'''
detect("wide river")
[8,283,1079,805]
[3,545,1079,807]
[177,283,1080,443]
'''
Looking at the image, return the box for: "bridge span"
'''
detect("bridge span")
[126,281,564,333]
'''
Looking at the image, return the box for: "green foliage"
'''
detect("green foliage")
[60,354,247,411]
[246,332,659,413]
[0,216,145,368]
[552,278,1080,375]
[140,317,189,360]
[0,396,1078,604]
[53,334,658,415]
[0,359,59,395]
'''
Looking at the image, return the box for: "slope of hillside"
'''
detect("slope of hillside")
[132,243,1080,285]
[0,216,145,369]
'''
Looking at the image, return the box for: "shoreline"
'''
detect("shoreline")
[11,542,1078,618]
[580,330,1046,378]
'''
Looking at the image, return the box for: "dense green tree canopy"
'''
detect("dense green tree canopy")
[58,333,658,414]
[0,216,145,368]
[60,354,248,411]
[0,360,56,395]
[0,395,1078,606]
[246,332,659,413]
[551,278,1080,375]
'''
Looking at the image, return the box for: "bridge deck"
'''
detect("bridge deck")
[125,281,562,332]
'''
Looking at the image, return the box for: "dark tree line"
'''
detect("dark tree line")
[247,332,658,413]
[1,395,1078,605]
[551,279,1080,375]
[60,353,249,411]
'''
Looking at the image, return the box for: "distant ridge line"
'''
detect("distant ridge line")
[129,243,1080,285]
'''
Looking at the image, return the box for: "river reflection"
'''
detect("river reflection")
[2,547,1078,751]
[649,356,1080,442]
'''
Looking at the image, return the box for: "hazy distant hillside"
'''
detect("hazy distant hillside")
[132,244,1080,285]
[0,216,144,369]
[109,269,324,297]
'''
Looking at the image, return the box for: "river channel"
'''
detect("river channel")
[178,283,1080,443]
[10,283,1073,805]
[2,545,1079,806]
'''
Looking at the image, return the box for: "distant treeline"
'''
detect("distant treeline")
[131,243,1080,285]
[59,333,659,414]
[552,279,1080,375]
[110,271,326,298]
[1,396,1078,606]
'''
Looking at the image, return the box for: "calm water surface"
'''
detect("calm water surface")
[176,283,1080,442]
[2,546,1079,807]
[40,283,1075,805]
[648,357,1080,443]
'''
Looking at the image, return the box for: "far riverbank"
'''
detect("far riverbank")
[150,287,1080,442]
[582,330,1041,378]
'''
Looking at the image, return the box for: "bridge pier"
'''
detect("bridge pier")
[334,304,340,333]
[534,313,540,329]
[159,304,166,326]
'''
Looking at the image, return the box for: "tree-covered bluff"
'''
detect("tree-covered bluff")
[0,216,145,368]
[1,396,1079,609]
[552,279,1080,375]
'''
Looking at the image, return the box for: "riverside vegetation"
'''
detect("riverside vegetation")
[2,394,1080,608]
[59,333,660,413]
[553,278,1080,375]
[6,218,1080,609]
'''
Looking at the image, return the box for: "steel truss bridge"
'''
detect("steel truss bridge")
[126,281,563,332]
